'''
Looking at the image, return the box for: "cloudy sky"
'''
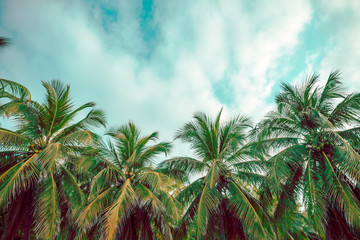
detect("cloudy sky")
[1,0,360,156]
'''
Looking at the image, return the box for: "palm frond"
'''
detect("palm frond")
[176,178,205,203]
[42,81,70,142]
[194,183,220,237]
[39,142,61,172]
[322,152,360,229]
[267,145,306,194]
[34,173,60,239]
[173,195,200,240]
[59,130,97,146]
[58,164,86,219]
[134,183,163,214]
[137,170,170,192]
[158,191,183,224]
[273,166,303,238]
[0,154,40,209]
[205,159,222,188]
[138,142,172,165]
[235,171,266,186]
[232,159,270,173]
[329,92,360,126]
[318,70,344,111]
[303,153,326,237]
[53,107,106,142]
[89,167,124,199]
[0,128,29,147]
[227,179,273,239]
[77,186,117,230]
[0,78,31,101]
[0,100,27,118]
[157,157,208,181]
[103,179,135,240]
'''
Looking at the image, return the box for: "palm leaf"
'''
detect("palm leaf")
[137,170,170,192]
[103,179,135,240]
[58,164,86,218]
[0,128,29,147]
[157,157,208,180]
[227,179,273,239]
[194,183,220,237]
[303,152,326,237]
[0,78,31,101]
[0,154,40,208]
[39,142,61,172]
[77,186,117,230]
[322,152,360,229]
[176,178,204,203]
[89,167,124,199]
[34,173,60,239]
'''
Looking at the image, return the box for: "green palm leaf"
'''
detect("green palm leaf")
[34,173,60,239]
[0,154,40,208]
[77,186,117,230]
[194,183,220,236]
[103,179,135,240]
[0,78,31,101]
[227,179,273,239]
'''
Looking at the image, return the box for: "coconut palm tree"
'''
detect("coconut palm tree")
[77,122,181,240]
[158,109,274,240]
[0,79,106,239]
[252,71,360,239]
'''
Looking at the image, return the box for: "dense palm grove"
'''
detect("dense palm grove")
[1,41,360,239]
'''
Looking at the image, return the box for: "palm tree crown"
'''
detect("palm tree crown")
[252,71,360,238]
[159,109,274,239]
[0,80,106,239]
[77,122,180,240]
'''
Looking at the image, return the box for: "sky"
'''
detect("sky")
[1,0,360,158]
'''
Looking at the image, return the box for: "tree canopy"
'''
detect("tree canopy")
[1,72,360,239]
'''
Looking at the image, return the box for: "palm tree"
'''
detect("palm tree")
[0,80,106,239]
[252,71,360,239]
[158,109,274,240]
[77,122,180,240]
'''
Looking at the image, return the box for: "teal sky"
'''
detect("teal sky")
[1,0,360,155]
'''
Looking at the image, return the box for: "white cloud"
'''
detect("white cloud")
[0,0,312,158]
[314,0,360,90]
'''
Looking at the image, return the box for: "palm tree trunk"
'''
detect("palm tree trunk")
[131,215,137,239]
[23,211,32,240]
[3,193,25,240]
[219,201,226,240]
[69,227,76,240]
[23,190,33,240]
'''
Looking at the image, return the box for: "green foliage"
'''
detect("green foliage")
[159,109,274,239]
[1,71,360,239]
[253,71,360,239]
[0,80,106,239]
[77,122,178,240]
